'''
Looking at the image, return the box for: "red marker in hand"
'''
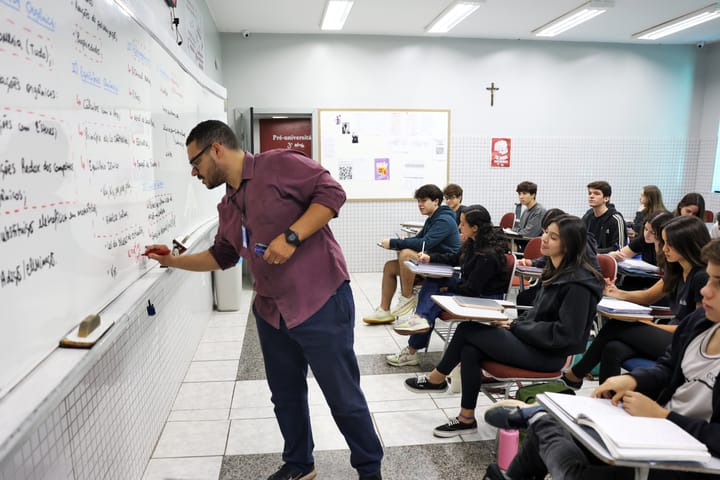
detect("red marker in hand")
[143,247,171,256]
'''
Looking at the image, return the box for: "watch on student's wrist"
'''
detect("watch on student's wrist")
[284,229,301,247]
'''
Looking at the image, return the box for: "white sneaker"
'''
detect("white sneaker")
[390,294,417,317]
[386,346,419,366]
[393,314,431,335]
[362,307,394,324]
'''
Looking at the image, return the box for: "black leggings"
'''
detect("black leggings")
[572,320,672,382]
[435,322,565,410]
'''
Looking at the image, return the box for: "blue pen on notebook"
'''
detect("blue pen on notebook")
[254,242,268,254]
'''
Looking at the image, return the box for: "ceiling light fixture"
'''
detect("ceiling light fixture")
[425,1,484,34]
[320,0,355,31]
[533,0,613,37]
[633,3,720,40]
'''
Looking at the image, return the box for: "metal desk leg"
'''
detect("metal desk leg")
[634,466,649,480]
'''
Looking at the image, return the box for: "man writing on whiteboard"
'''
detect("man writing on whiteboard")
[146,120,383,480]
[482,238,720,480]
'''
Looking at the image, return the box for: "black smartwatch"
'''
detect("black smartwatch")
[284,229,301,247]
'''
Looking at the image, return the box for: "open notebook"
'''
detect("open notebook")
[540,392,711,463]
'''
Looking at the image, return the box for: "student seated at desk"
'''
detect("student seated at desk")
[674,192,706,220]
[564,215,710,386]
[484,238,720,480]
[363,184,461,324]
[610,211,672,266]
[443,183,465,225]
[512,181,545,238]
[516,208,599,307]
[582,180,627,254]
[610,211,673,291]
[386,205,509,367]
[404,215,603,437]
[630,185,668,238]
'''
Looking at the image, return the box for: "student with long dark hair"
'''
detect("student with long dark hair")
[386,205,509,367]
[673,192,706,219]
[563,215,711,386]
[404,215,603,437]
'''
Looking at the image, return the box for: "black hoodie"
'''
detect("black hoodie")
[511,267,604,356]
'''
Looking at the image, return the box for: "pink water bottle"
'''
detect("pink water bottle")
[497,428,519,470]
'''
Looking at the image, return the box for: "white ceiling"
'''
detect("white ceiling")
[205,0,720,45]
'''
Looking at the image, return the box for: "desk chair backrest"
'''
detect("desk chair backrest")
[523,237,543,261]
[705,210,715,223]
[499,212,515,229]
[597,254,617,283]
[504,253,517,300]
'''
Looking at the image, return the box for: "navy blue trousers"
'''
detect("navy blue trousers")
[254,281,383,476]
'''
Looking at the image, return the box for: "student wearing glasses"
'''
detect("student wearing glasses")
[146,120,383,480]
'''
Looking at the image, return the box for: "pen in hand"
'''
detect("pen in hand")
[421,241,425,256]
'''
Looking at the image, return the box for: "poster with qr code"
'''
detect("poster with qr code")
[319,109,449,200]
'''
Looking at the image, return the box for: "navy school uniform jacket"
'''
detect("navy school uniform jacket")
[389,205,461,254]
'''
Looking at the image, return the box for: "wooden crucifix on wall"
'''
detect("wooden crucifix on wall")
[486,82,499,107]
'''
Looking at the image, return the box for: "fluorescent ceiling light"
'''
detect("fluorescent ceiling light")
[533,1,612,37]
[633,3,720,40]
[426,1,483,34]
[321,0,354,31]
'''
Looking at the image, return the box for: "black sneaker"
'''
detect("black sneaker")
[484,402,545,430]
[484,463,508,480]
[560,369,583,390]
[404,375,448,393]
[433,417,478,437]
[267,464,317,480]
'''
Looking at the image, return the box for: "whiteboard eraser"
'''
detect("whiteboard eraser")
[78,314,101,338]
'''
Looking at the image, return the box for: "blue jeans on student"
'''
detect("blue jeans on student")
[408,277,503,351]
[254,281,383,477]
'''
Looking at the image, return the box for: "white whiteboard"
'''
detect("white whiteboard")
[318,109,450,200]
[0,0,225,396]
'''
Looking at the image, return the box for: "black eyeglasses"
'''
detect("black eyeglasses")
[189,143,212,170]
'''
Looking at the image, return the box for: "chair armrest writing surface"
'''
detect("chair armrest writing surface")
[430,295,509,322]
[537,394,720,477]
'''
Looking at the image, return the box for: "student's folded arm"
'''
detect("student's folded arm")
[428,251,459,266]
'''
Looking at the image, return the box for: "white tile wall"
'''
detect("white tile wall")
[0,261,214,480]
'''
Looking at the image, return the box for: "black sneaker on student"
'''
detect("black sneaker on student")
[559,369,583,390]
[266,464,317,480]
[404,375,448,393]
[433,417,478,437]
[484,400,545,430]
[484,463,508,480]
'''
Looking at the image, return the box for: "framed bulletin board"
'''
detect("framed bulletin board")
[318,109,450,200]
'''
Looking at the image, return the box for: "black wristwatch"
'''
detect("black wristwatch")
[284,229,301,247]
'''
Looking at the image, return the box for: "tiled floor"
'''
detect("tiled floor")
[142,272,598,480]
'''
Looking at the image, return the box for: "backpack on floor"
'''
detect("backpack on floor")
[516,381,575,404]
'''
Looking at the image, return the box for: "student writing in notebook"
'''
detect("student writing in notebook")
[385,205,510,367]
[363,184,461,324]
[564,215,711,387]
[609,211,673,291]
[403,215,603,437]
[483,238,720,480]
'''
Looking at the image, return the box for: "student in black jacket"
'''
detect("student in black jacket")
[484,238,720,480]
[404,215,604,438]
[386,205,510,367]
[582,180,627,253]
